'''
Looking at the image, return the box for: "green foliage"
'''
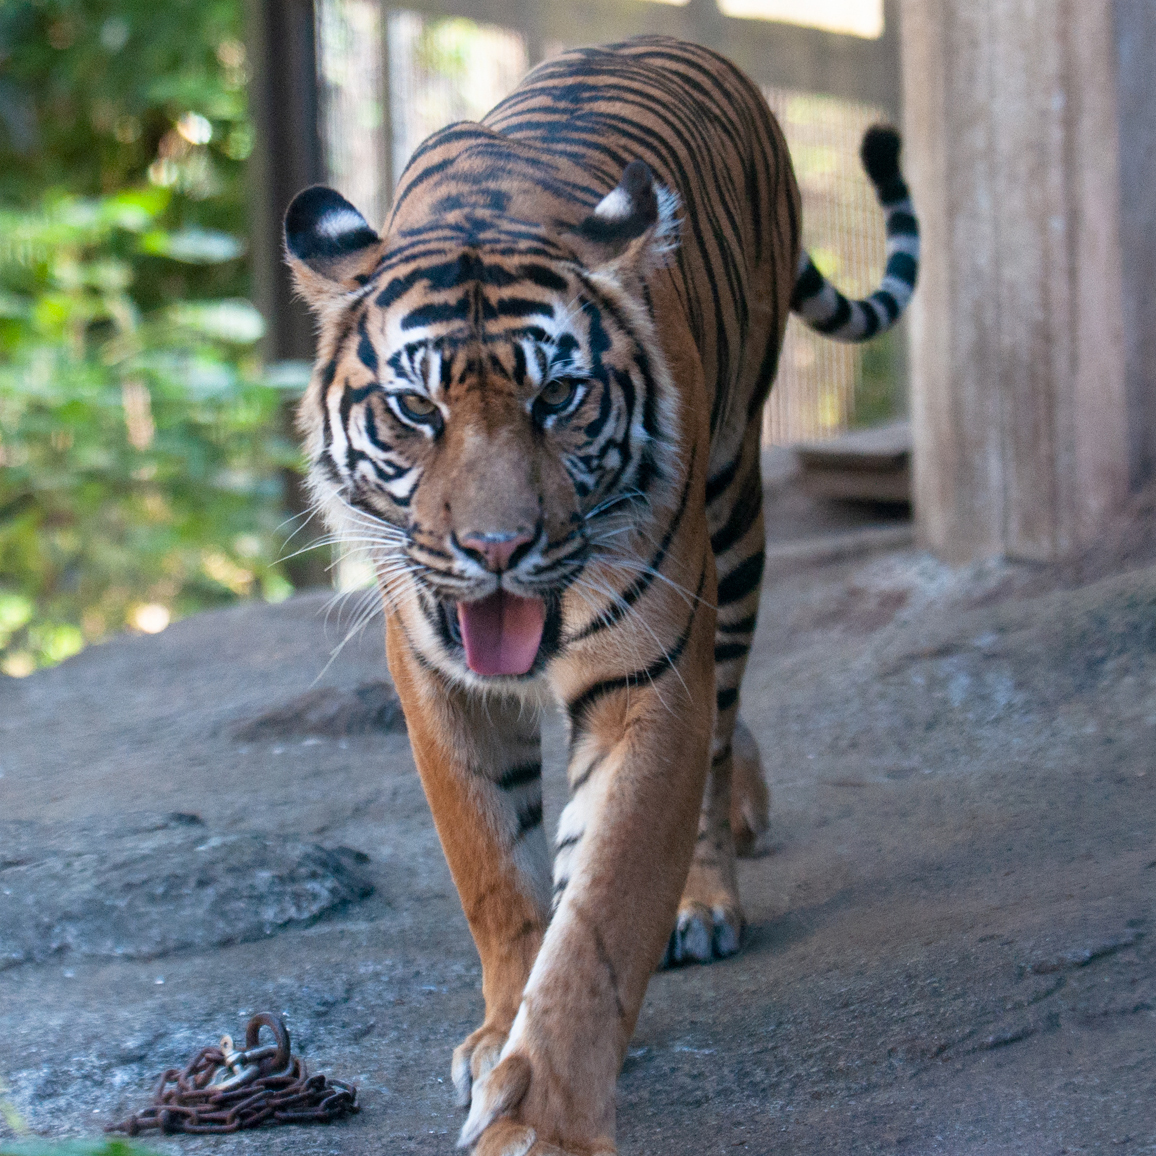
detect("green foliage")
[1,1141,159,1156]
[0,0,297,676]
[0,191,295,675]
[0,0,250,209]
[0,1073,28,1140]
[853,326,904,428]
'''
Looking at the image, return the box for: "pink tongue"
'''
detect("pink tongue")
[457,591,546,677]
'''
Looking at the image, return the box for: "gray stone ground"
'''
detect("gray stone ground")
[1,457,1154,1155]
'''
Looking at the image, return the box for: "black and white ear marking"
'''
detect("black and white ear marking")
[575,161,681,271]
[283,186,384,308]
[579,160,659,246]
[285,186,379,267]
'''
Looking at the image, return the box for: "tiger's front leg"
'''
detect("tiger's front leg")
[385,615,553,1108]
[461,548,717,1155]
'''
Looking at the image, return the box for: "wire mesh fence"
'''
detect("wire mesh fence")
[762,87,891,444]
[387,13,528,186]
[317,0,390,233]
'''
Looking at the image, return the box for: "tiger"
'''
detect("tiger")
[284,35,919,1156]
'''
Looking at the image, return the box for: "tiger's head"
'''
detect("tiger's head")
[285,144,681,683]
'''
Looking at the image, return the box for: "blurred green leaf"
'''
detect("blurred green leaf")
[168,297,264,343]
[0,292,28,319]
[139,226,244,263]
[28,620,85,663]
[0,593,34,647]
[103,187,171,219]
[264,359,313,391]
[99,188,169,231]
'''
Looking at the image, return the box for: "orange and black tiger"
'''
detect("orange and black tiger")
[285,35,918,1156]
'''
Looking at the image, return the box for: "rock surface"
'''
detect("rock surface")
[0,816,373,968]
[0,480,1154,1155]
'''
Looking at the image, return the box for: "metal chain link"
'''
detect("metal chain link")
[106,1012,358,1135]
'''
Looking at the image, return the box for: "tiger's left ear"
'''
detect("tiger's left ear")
[284,186,385,313]
[576,160,680,274]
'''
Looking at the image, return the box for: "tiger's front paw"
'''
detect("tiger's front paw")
[472,1120,539,1156]
[453,1021,511,1107]
[460,1054,616,1156]
[472,1120,614,1156]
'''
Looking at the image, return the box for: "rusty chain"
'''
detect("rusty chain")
[106,1012,358,1135]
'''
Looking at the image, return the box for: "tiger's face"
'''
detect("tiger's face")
[285,164,680,681]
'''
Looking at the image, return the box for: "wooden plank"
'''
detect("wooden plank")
[798,468,910,504]
[794,420,911,473]
[794,420,911,503]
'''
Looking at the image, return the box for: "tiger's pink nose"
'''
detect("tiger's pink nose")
[460,530,534,572]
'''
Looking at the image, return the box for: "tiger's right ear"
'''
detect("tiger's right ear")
[573,160,680,278]
[284,186,384,312]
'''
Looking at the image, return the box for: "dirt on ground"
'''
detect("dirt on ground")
[1,457,1154,1156]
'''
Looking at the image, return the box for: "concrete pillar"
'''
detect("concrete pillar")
[900,0,1149,563]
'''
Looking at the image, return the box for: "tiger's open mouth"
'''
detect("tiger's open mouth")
[456,590,545,677]
[439,591,546,677]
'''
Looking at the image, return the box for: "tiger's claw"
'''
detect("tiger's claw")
[453,1022,511,1107]
[661,902,744,967]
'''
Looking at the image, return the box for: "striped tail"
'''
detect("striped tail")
[791,125,920,343]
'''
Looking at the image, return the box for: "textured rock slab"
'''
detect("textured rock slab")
[0,813,373,968]
[232,680,404,740]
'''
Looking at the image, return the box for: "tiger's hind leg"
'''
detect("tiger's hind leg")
[731,714,770,856]
[665,430,769,965]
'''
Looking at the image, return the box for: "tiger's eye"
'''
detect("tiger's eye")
[396,392,438,422]
[537,378,578,413]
